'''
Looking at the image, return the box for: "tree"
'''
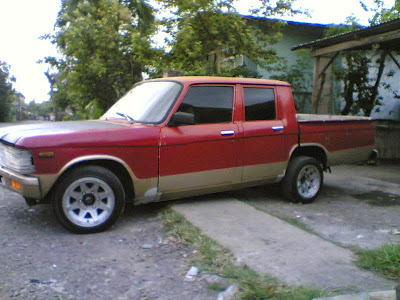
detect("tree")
[361,0,400,24]
[327,1,400,116]
[44,0,159,118]
[157,0,300,76]
[0,61,15,122]
[271,49,314,112]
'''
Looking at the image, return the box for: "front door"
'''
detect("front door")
[159,85,238,195]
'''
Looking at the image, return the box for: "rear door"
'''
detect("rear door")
[159,85,239,193]
[240,85,286,181]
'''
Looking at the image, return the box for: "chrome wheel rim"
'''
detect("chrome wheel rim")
[296,165,321,199]
[62,177,115,228]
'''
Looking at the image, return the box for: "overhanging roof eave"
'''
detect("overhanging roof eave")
[292,18,400,53]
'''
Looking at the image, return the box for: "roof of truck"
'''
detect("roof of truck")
[147,76,291,86]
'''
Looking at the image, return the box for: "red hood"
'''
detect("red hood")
[0,120,160,148]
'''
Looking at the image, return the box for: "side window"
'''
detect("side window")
[177,86,233,124]
[244,87,276,121]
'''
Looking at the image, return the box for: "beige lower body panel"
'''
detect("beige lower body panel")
[37,174,58,198]
[327,145,374,166]
[36,147,375,205]
[157,161,287,203]
[242,161,287,181]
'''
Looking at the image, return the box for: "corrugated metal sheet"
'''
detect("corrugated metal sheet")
[292,18,400,51]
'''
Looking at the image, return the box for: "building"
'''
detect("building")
[293,18,400,159]
[222,18,328,113]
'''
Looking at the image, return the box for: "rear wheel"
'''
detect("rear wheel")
[282,156,323,204]
[53,166,125,233]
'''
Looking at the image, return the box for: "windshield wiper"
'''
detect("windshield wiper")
[116,112,135,124]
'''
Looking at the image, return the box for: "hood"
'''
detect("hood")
[0,120,160,148]
[0,121,125,145]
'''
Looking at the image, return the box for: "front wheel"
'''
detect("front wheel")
[282,156,323,204]
[53,166,125,233]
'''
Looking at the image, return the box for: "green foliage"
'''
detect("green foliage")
[44,0,159,119]
[26,100,53,120]
[218,65,261,78]
[327,2,400,116]
[361,0,400,24]
[0,61,15,122]
[271,49,313,112]
[157,0,297,76]
[251,0,303,17]
[356,243,400,280]
[326,17,392,116]
[334,49,377,116]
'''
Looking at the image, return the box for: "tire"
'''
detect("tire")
[282,156,323,204]
[53,166,125,233]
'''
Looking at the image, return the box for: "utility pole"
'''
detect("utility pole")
[44,70,59,121]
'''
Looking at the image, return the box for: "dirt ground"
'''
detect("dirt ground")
[1,163,399,299]
[230,162,400,250]
[0,189,217,300]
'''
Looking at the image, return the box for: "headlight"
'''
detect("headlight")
[0,142,35,174]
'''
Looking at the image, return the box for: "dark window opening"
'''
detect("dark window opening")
[177,86,233,124]
[244,87,276,121]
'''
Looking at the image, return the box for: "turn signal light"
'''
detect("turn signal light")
[11,180,22,190]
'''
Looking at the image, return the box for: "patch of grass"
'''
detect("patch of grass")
[163,208,232,273]
[206,282,228,292]
[356,243,400,280]
[163,208,327,299]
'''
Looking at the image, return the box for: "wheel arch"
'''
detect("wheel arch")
[43,155,136,203]
[289,144,328,169]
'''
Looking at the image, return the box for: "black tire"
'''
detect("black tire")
[282,156,323,204]
[53,166,125,233]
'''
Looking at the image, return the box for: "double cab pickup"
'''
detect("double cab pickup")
[0,77,376,233]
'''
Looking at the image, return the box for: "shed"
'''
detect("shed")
[293,19,400,159]
[293,18,400,115]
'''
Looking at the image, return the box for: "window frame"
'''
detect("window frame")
[241,85,278,122]
[173,84,236,125]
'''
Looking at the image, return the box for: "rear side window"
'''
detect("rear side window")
[177,86,233,124]
[244,87,276,121]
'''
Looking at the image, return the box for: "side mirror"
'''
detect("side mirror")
[168,112,195,126]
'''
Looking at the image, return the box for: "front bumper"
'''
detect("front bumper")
[0,166,41,199]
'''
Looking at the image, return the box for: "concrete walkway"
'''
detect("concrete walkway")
[172,198,396,292]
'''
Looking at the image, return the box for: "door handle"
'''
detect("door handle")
[272,126,284,132]
[220,130,235,136]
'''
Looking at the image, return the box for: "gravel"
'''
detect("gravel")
[0,188,217,300]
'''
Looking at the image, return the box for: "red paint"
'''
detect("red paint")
[2,77,375,197]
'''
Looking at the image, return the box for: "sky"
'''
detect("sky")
[0,0,395,104]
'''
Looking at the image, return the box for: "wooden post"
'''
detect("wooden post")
[311,55,336,114]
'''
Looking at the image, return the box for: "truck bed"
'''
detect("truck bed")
[296,114,375,166]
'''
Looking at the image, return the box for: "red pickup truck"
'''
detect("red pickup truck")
[0,77,376,233]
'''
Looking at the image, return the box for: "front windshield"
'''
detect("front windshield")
[102,81,182,124]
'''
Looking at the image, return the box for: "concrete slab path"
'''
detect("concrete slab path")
[172,198,396,292]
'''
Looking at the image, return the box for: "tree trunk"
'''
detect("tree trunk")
[45,71,58,121]
[366,51,387,116]
[215,46,222,74]
[341,81,354,115]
